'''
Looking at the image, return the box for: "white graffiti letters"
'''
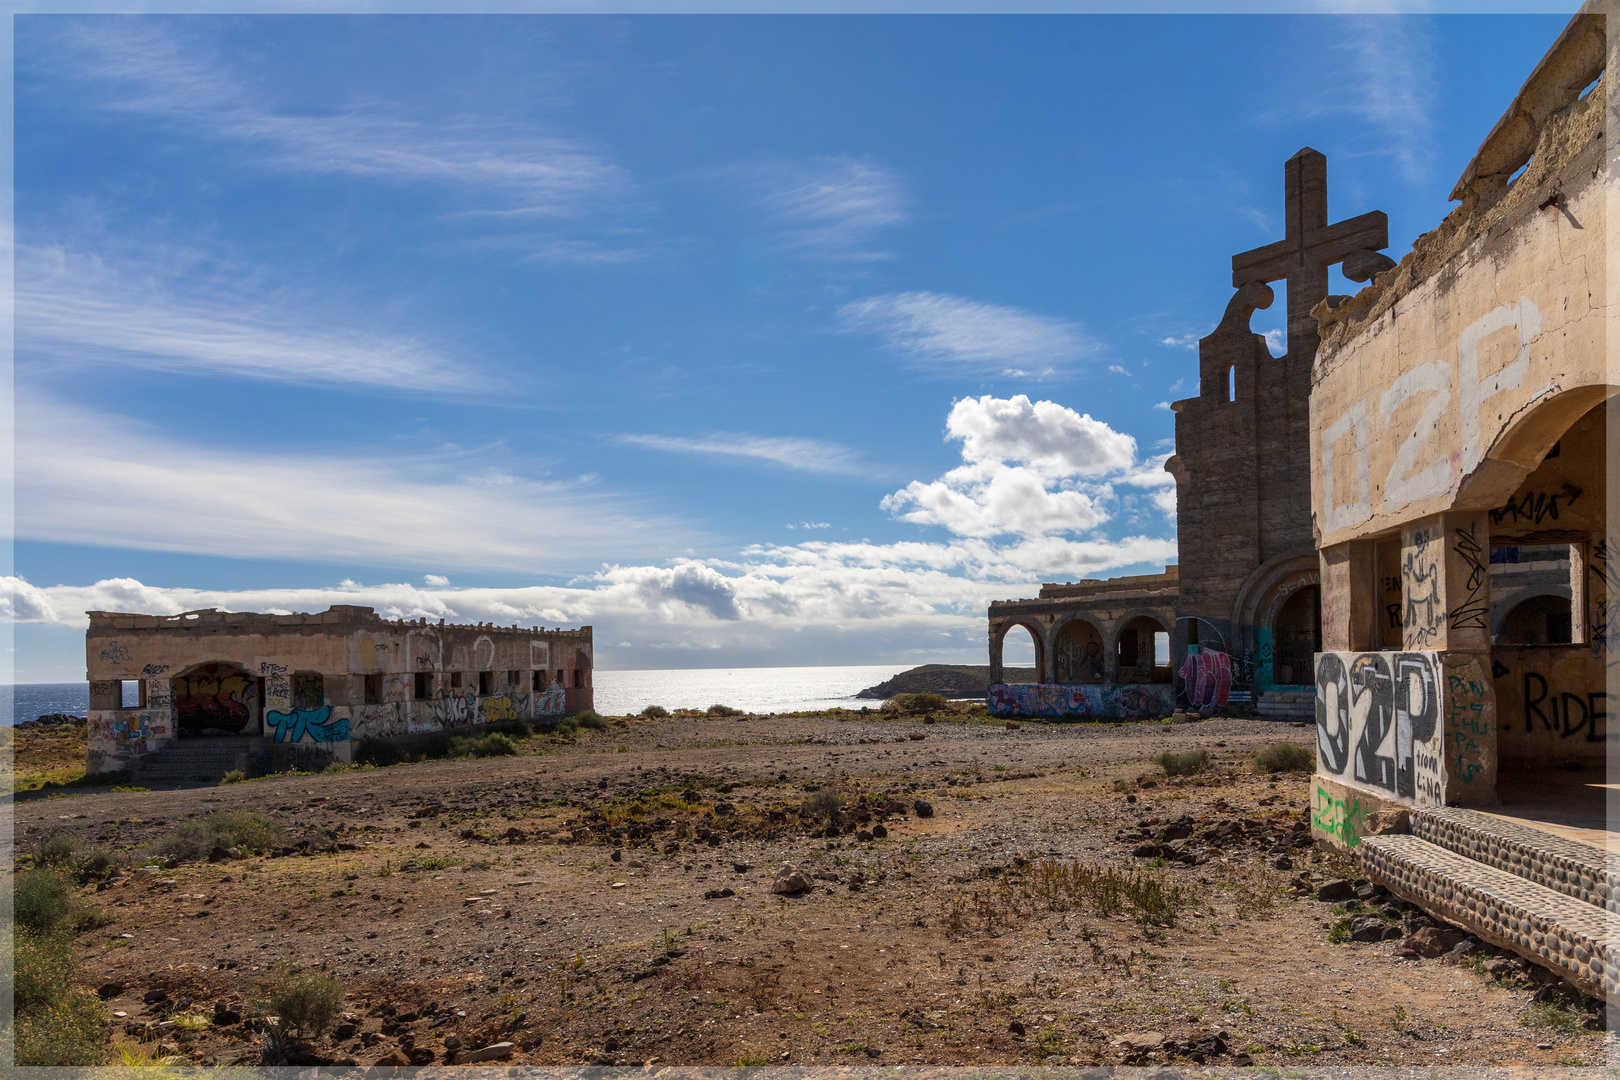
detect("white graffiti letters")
[1458,297,1541,476]
[1380,363,1453,508]
[1321,401,1371,532]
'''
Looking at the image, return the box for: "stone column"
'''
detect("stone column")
[1400,510,1498,804]
[988,617,1004,685]
[1320,540,1378,653]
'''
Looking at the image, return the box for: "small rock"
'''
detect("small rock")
[856,830,874,842]
[1125,794,1138,804]
[871,823,887,839]
[913,800,934,818]
[773,866,812,894]
[1112,1031,1167,1051]
[1004,720,1021,730]
[703,888,735,900]
[1406,926,1463,958]
[611,849,622,862]
[732,862,751,874]
[1348,914,1398,942]
[143,989,169,1005]
[1316,879,1354,902]
[443,1035,463,1051]
[1482,957,1518,977]
[370,1050,410,1067]
[409,1048,435,1065]
[1007,1020,1026,1036]
[207,846,231,863]
[1270,855,1293,871]
[452,1042,515,1065]
[96,982,124,1000]
[1440,939,1483,965]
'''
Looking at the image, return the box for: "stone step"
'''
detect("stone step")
[1359,832,1620,1001]
[1412,806,1620,914]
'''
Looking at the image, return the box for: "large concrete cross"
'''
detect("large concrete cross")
[1231,147,1388,360]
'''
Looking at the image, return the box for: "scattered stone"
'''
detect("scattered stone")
[1004,720,1021,730]
[1112,1031,1167,1052]
[452,1042,515,1065]
[1406,926,1464,957]
[143,989,169,1005]
[702,888,735,900]
[913,800,934,818]
[370,1050,410,1067]
[1348,914,1401,942]
[1316,879,1354,902]
[871,824,887,839]
[773,866,812,894]
[96,982,124,1000]
[1007,1019,1026,1036]
[732,862,751,874]
[1270,855,1293,871]
[611,849,622,862]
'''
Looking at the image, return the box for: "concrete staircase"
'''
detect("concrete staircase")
[1254,689,1314,719]
[1359,806,1620,1001]
[133,737,264,787]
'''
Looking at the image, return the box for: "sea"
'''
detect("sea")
[3,664,912,725]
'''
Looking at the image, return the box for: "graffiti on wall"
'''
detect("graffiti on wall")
[146,678,174,712]
[175,665,255,735]
[1592,538,1617,664]
[266,705,350,744]
[433,689,477,727]
[98,640,131,666]
[537,679,567,716]
[1312,783,1369,848]
[89,711,172,745]
[1178,649,1232,707]
[351,702,412,739]
[1448,521,1489,631]
[988,682,1175,719]
[1493,648,1612,759]
[479,693,525,723]
[1402,529,1444,647]
[1316,650,1442,804]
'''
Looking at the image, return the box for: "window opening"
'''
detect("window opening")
[478,671,493,696]
[414,672,430,700]
[364,674,384,705]
[1228,365,1236,402]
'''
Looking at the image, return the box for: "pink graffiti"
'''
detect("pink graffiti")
[1179,650,1233,708]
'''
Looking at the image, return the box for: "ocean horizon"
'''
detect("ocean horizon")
[4,663,935,725]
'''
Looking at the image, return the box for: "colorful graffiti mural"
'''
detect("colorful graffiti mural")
[988,682,1175,719]
[266,705,350,744]
[1178,649,1232,707]
[175,664,255,734]
[479,693,523,723]
[1316,650,1443,805]
[537,680,567,716]
[433,689,477,727]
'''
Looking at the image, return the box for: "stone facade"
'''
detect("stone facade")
[1306,11,1613,842]
[84,605,593,776]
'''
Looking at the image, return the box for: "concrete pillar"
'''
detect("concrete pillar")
[1038,621,1053,685]
[1320,540,1378,652]
[988,618,1004,685]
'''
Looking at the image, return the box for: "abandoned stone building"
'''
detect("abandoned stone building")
[84,606,593,781]
[989,15,1614,728]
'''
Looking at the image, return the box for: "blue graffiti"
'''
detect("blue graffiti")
[266,705,350,744]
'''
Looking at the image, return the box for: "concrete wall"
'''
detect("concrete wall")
[1493,645,1611,764]
[84,606,594,775]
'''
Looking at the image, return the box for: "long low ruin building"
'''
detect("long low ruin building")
[84,606,593,780]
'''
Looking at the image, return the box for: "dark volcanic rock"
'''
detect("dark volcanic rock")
[856,664,1037,700]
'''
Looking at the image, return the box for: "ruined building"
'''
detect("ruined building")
[84,606,593,781]
[989,147,1397,719]
[1302,10,1620,1004]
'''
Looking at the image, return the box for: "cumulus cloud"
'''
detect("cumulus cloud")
[881,396,1170,538]
[838,292,1098,379]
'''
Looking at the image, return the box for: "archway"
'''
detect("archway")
[1496,594,1573,645]
[1115,615,1172,684]
[1054,619,1105,684]
[995,622,1044,684]
[1270,586,1321,687]
[173,662,258,736]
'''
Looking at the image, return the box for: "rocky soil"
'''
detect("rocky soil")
[12,710,1609,1069]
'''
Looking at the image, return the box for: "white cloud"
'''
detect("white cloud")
[17,245,477,391]
[1107,364,1128,375]
[616,432,867,476]
[1159,333,1199,350]
[1264,328,1285,356]
[2,577,61,622]
[838,292,1098,379]
[749,157,907,260]
[1154,401,1173,411]
[880,395,1172,538]
[58,22,633,216]
[15,399,686,574]
[424,575,451,587]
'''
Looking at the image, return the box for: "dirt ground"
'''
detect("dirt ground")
[10,710,1612,1069]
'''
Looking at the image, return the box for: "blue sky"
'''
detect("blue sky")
[7,12,1571,681]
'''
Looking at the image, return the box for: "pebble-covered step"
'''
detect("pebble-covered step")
[1413,806,1620,914]
[1359,833,1620,1002]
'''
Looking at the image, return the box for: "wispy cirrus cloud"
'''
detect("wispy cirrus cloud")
[617,432,868,476]
[838,292,1099,379]
[743,156,908,261]
[48,20,635,217]
[14,398,688,572]
[17,244,476,391]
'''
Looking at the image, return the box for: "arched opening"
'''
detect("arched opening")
[1496,593,1574,645]
[1054,620,1105,684]
[1115,616,1172,684]
[998,623,1043,684]
[1270,585,1321,687]
[173,662,258,737]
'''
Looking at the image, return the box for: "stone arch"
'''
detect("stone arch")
[1495,591,1574,643]
[991,619,1047,684]
[1111,611,1174,685]
[1456,384,1619,511]
[1050,614,1107,685]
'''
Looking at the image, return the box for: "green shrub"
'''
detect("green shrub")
[884,692,949,713]
[14,986,107,1065]
[220,768,246,785]
[641,704,670,718]
[1255,742,1315,773]
[259,967,343,1037]
[706,704,744,717]
[15,870,105,936]
[1152,749,1209,777]
[36,830,82,867]
[15,931,75,1012]
[355,738,403,767]
[571,711,609,730]
[75,848,118,882]
[804,791,843,821]
[151,810,284,863]
[445,732,520,758]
